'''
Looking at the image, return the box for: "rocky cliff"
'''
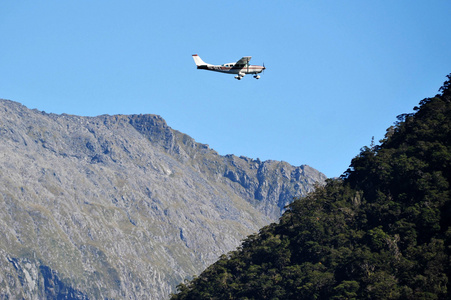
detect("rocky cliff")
[0,99,326,299]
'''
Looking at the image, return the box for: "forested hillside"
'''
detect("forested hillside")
[171,74,451,300]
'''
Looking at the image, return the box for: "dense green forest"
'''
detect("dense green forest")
[171,74,451,300]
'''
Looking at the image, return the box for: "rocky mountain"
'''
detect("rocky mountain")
[0,99,326,299]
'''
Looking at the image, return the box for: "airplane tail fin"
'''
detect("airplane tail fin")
[192,54,210,67]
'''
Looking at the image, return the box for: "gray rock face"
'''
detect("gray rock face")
[0,99,326,299]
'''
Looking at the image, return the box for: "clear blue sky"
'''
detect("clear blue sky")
[1,1,450,178]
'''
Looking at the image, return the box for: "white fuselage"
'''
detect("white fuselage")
[199,64,265,75]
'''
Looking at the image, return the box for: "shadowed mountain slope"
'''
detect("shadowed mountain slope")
[171,75,451,300]
[0,99,325,299]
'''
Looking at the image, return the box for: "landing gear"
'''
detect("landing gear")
[253,75,261,79]
[235,72,245,80]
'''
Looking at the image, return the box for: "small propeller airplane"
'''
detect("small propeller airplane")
[192,54,265,80]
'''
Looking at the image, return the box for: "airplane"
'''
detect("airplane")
[192,54,265,80]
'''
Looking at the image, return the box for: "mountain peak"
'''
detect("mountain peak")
[0,98,325,299]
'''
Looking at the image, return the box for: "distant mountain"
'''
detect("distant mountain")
[0,99,325,299]
[171,75,451,300]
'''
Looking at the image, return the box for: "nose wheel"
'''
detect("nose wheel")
[253,75,261,79]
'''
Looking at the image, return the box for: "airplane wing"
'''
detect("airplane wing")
[235,56,252,66]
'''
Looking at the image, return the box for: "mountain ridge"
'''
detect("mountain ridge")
[0,98,325,299]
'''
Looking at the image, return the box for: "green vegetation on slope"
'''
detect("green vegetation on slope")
[171,74,451,300]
